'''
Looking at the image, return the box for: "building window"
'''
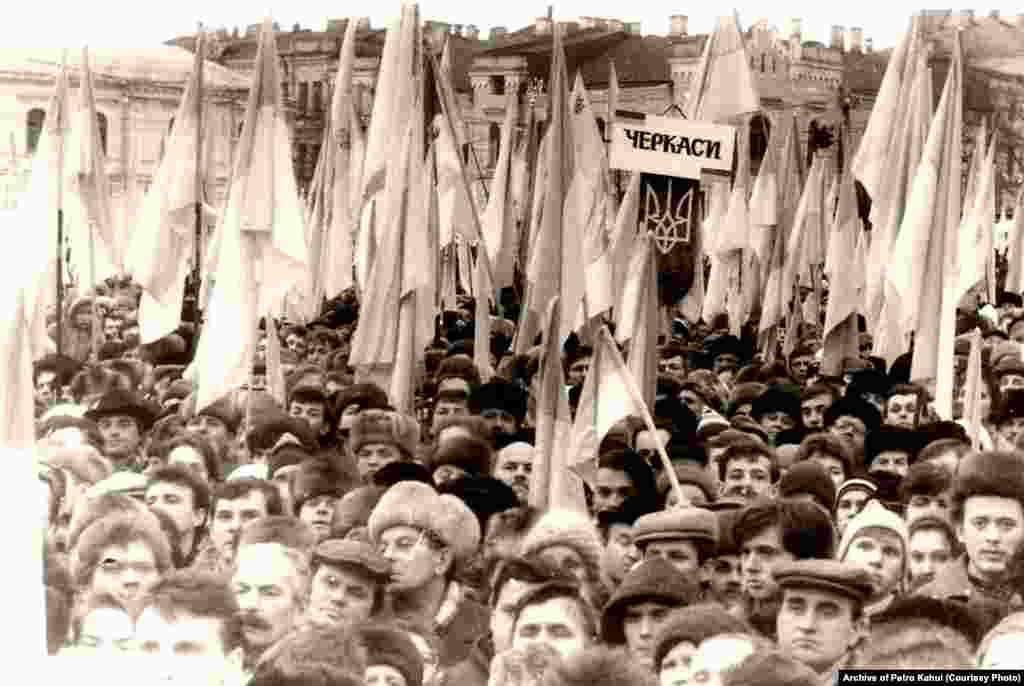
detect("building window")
[96,112,108,154]
[750,113,770,162]
[761,54,766,73]
[490,75,505,96]
[489,122,500,166]
[298,81,309,113]
[312,81,323,113]
[282,82,290,101]
[26,108,45,155]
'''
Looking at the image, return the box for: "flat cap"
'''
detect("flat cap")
[313,538,390,579]
[632,507,718,547]
[774,559,873,604]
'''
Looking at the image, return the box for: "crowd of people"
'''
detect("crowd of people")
[30,273,1024,686]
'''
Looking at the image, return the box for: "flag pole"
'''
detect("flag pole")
[56,51,67,357]
[193,23,205,321]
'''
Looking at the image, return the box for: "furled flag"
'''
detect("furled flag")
[886,31,962,419]
[955,130,996,307]
[1006,186,1024,294]
[191,18,308,412]
[704,122,750,326]
[19,52,71,359]
[434,37,478,252]
[961,327,984,450]
[0,286,36,451]
[263,315,286,406]
[530,297,587,514]
[66,47,121,291]
[522,19,578,346]
[822,135,865,378]
[685,13,760,122]
[615,232,660,409]
[129,32,217,344]
[852,14,918,203]
[481,90,519,289]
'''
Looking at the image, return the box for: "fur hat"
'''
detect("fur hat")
[601,558,701,644]
[429,436,492,476]
[334,486,386,538]
[331,383,390,416]
[751,384,802,422]
[371,461,434,488]
[653,602,753,671]
[729,383,767,415]
[84,389,157,431]
[824,396,883,433]
[248,411,317,453]
[520,509,604,584]
[437,476,519,532]
[196,394,241,434]
[436,354,481,387]
[468,378,528,421]
[779,461,837,510]
[358,624,423,686]
[367,481,481,571]
[350,409,420,458]
[865,427,927,469]
[953,451,1024,517]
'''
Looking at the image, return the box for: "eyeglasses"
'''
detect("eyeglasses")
[99,558,157,576]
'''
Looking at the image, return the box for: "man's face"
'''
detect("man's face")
[377,525,444,592]
[285,334,308,358]
[790,355,813,384]
[431,401,469,434]
[777,588,861,673]
[494,448,533,502]
[801,394,833,430]
[298,495,337,542]
[885,394,919,429]
[644,539,701,575]
[104,317,122,341]
[512,596,590,663]
[835,490,871,535]
[659,356,686,379]
[908,527,954,587]
[90,541,161,617]
[97,414,142,460]
[706,554,743,610]
[999,373,1024,393]
[307,563,376,629]
[740,525,794,600]
[635,429,670,464]
[602,522,638,586]
[904,491,951,523]
[679,390,705,418]
[232,543,306,654]
[146,481,203,538]
[167,445,210,484]
[366,666,407,686]
[210,491,269,565]
[35,370,58,406]
[759,411,796,441]
[808,454,846,490]
[491,578,535,653]
[355,443,403,483]
[842,528,904,599]
[869,450,910,478]
[960,495,1024,581]
[830,416,868,458]
[623,601,673,670]
[480,408,517,437]
[188,415,230,454]
[721,455,773,502]
[306,342,334,367]
[289,400,326,436]
[568,356,592,388]
[594,468,638,513]
[714,354,739,375]
[136,607,241,686]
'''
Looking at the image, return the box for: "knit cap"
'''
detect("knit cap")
[835,477,878,511]
[520,509,604,584]
[836,499,909,592]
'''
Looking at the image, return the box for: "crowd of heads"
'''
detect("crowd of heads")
[32,279,1024,685]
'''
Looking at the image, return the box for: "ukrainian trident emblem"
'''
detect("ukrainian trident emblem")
[643,177,694,255]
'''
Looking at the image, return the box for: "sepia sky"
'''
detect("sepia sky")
[4,2,1020,52]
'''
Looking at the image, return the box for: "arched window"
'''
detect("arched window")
[26,108,45,155]
[750,113,771,163]
[282,81,290,101]
[312,81,323,113]
[297,82,309,113]
[96,112,108,154]
[489,122,501,166]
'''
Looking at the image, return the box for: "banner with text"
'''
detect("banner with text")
[610,113,736,180]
